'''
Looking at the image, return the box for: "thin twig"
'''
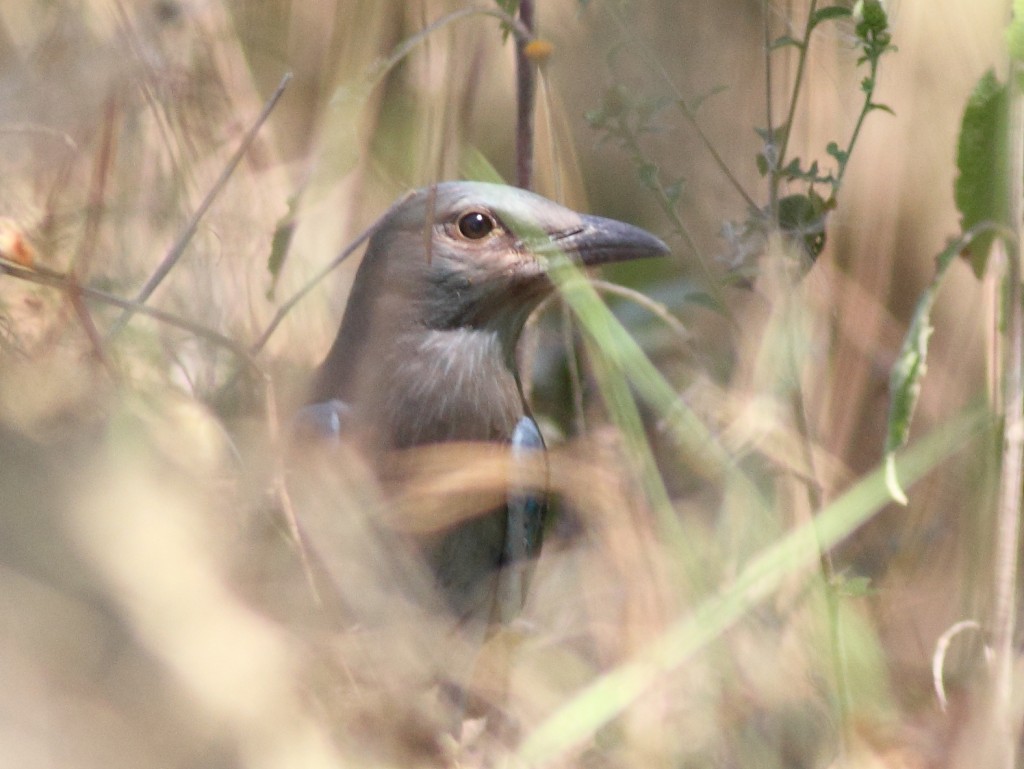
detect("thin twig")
[250,215,382,355]
[762,0,778,217]
[773,0,818,200]
[0,259,258,369]
[605,3,757,212]
[613,126,729,313]
[561,300,586,435]
[252,7,535,353]
[0,123,78,151]
[591,279,693,345]
[66,280,118,378]
[265,376,322,605]
[379,6,531,76]
[106,72,293,340]
[772,238,850,755]
[67,96,120,375]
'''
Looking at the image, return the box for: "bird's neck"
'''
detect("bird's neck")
[372,324,526,450]
[310,264,534,450]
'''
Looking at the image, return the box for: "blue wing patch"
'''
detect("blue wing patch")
[495,415,548,621]
[292,399,351,440]
[506,414,547,565]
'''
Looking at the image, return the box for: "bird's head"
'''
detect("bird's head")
[364,181,669,344]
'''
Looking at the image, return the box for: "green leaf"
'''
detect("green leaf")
[855,0,889,38]
[265,193,300,300]
[683,85,728,114]
[954,70,1010,277]
[883,229,992,501]
[1009,0,1024,60]
[663,178,684,204]
[518,404,987,765]
[835,575,875,598]
[826,141,848,165]
[781,157,803,178]
[810,5,852,30]
[770,34,804,51]
[493,0,520,42]
[459,146,506,184]
[754,124,788,145]
[778,192,828,258]
[637,162,659,190]
[755,152,770,177]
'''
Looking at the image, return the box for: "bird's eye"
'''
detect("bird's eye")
[456,211,495,240]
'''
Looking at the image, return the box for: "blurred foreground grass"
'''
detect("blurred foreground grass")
[0,0,1014,767]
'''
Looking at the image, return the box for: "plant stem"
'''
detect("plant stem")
[990,55,1024,769]
[763,0,779,217]
[833,56,879,192]
[773,0,819,202]
[605,2,758,212]
[106,72,292,340]
[0,258,257,367]
[616,128,730,313]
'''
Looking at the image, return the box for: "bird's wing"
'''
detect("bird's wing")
[292,399,352,440]
[506,414,547,564]
[495,414,548,622]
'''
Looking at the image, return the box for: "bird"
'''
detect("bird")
[300,181,669,632]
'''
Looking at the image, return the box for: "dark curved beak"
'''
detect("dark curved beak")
[552,214,670,266]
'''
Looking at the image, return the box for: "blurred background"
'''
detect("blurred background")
[0,0,1012,766]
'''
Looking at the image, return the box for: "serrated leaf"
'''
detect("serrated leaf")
[638,162,659,190]
[826,141,849,164]
[684,85,728,114]
[770,34,804,50]
[266,194,300,300]
[809,5,852,30]
[494,0,520,41]
[884,231,988,501]
[781,157,803,177]
[754,123,788,145]
[954,70,1009,277]
[1009,0,1024,60]
[664,179,684,203]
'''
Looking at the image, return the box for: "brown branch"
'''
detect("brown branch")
[0,258,258,370]
[514,0,537,190]
[249,215,381,355]
[106,72,293,340]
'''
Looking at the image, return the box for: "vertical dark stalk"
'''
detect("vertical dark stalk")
[514,0,536,190]
[773,0,818,205]
[762,0,778,217]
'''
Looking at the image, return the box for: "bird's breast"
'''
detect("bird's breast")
[375,326,523,450]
